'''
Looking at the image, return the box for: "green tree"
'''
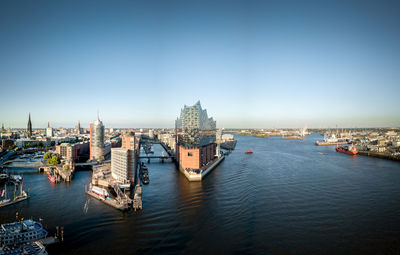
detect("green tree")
[43,152,52,160]
[48,154,60,165]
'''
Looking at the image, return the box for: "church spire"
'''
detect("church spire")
[27,113,32,138]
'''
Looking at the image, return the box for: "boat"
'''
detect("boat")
[220,140,237,150]
[245,149,253,154]
[10,174,23,183]
[0,241,48,255]
[0,184,11,205]
[47,173,56,183]
[0,182,29,208]
[336,145,358,155]
[91,186,110,198]
[0,219,48,247]
[142,174,149,184]
[315,133,349,146]
[282,135,305,140]
[0,173,9,184]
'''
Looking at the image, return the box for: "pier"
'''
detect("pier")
[38,162,74,182]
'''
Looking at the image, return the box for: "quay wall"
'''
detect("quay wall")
[358,150,400,162]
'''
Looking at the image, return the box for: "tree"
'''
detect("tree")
[43,152,51,160]
[48,154,60,165]
[63,165,70,171]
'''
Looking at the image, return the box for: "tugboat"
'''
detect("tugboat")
[336,145,358,155]
[245,149,253,154]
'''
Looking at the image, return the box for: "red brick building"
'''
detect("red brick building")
[56,142,90,162]
[177,140,217,170]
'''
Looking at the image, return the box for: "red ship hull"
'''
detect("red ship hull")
[245,149,253,154]
[48,173,56,183]
[336,147,358,155]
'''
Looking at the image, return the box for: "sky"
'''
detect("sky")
[0,0,399,129]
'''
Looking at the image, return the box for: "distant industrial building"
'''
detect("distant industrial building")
[175,101,216,130]
[90,116,105,161]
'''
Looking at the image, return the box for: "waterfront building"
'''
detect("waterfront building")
[90,116,105,161]
[177,136,218,170]
[104,141,112,156]
[56,141,90,162]
[111,148,135,184]
[15,138,41,148]
[175,101,216,130]
[46,122,53,137]
[121,133,136,150]
[26,113,32,138]
[149,129,154,139]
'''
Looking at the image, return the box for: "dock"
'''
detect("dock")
[86,190,130,211]
[180,155,225,181]
[358,150,400,162]
[38,162,74,182]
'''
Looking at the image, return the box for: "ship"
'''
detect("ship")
[282,135,305,140]
[47,173,56,184]
[0,181,29,208]
[90,186,110,198]
[0,219,48,247]
[142,174,149,185]
[315,133,349,146]
[336,145,358,155]
[0,241,48,255]
[245,149,253,154]
[220,140,237,150]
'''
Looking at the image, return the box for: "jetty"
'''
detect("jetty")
[38,162,74,182]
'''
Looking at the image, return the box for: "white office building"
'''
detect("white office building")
[111,148,135,184]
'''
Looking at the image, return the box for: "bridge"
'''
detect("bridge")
[138,155,175,163]
[75,160,110,167]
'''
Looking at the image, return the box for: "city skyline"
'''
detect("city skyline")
[1,0,400,128]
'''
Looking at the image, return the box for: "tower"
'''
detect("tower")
[76,121,81,134]
[46,121,53,137]
[90,115,105,161]
[27,113,32,138]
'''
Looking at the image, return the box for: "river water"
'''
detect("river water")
[1,133,400,254]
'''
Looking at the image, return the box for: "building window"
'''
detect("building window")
[188,152,193,156]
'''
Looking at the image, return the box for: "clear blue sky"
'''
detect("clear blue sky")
[0,0,399,128]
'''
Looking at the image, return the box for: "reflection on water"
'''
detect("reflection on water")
[1,134,400,254]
